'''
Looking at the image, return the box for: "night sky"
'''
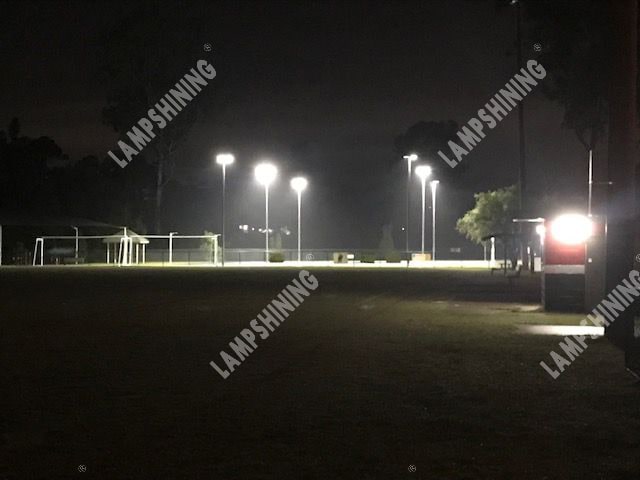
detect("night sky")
[0,0,590,251]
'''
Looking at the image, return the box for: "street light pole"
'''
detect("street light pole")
[290,177,308,263]
[296,189,301,261]
[430,180,439,261]
[222,163,226,265]
[407,159,411,253]
[216,154,235,266]
[588,149,593,216]
[420,178,426,253]
[403,154,418,254]
[265,184,269,261]
[414,165,432,255]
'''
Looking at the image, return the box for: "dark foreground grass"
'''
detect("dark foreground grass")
[1,267,639,479]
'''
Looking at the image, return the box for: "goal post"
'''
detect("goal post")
[143,234,220,266]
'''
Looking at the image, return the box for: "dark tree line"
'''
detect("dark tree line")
[0,118,153,232]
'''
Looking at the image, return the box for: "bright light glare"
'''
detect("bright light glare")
[404,153,418,162]
[415,165,432,181]
[518,325,604,337]
[216,153,235,166]
[535,224,546,236]
[254,163,277,186]
[550,214,592,245]
[290,176,308,192]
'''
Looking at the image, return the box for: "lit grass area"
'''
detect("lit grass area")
[1,268,638,479]
[7,260,496,269]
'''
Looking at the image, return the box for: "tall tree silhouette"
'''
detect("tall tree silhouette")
[99,3,215,232]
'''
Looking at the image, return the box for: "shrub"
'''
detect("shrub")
[360,253,376,263]
[269,252,285,263]
[385,251,402,263]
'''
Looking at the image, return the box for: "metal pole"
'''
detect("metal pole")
[588,149,593,216]
[431,181,438,261]
[420,178,426,254]
[72,226,79,263]
[169,233,173,264]
[297,190,302,262]
[265,185,269,262]
[513,0,526,267]
[406,159,411,253]
[515,0,526,215]
[221,164,226,266]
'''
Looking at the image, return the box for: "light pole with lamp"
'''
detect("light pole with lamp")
[402,154,418,254]
[254,163,278,262]
[414,165,432,255]
[290,177,308,263]
[430,180,440,261]
[216,153,235,266]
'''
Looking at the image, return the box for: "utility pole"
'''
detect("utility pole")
[515,0,526,215]
[511,0,527,267]
[403,154,417,256]
[588,150,593,216]
[605,0,639,375]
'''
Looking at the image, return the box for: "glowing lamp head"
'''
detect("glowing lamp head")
[290,176,308,193]
[216,153,235,166]
[254,162,277,186]
[415,165,432,181]
[404,153,418,162]
[550,214,592,245]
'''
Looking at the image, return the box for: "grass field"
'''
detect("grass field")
[1,267,639,479]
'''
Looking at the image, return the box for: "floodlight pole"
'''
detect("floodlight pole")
[264,185,270,262]
[419,177,426,254]
[221,163,227,266]
[406,158,411,253]
[296,189,302,262]
[588,149,593,216]
[431,180,439,261]
[216,154,235,266]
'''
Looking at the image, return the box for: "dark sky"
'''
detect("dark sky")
[0,0,589,251]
